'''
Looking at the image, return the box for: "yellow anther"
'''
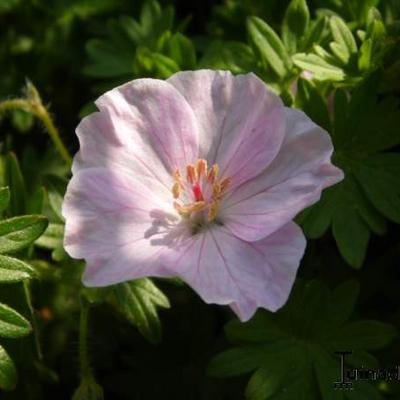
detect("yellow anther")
[212,182,221,199]
[173,160,231,223]
[189,201,206,213]
[197,159,208,178]
[186,164,197,184]
[173,201,191,217]
[220,177,232,193]
[208,164,219,183]
[172,182,181,199]
[174,169,182,184]
[208,200,219,222]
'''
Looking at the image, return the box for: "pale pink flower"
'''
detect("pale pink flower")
[62,70,343,321]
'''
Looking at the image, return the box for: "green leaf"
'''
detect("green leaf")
[0,345,16,390]
[114,278,170,344]
[326,280,360,327]
[302,16,328,51]
[247,16,291,79]
[0,187,10,214]
[0,303,31,338]
[0,255,35,283]
[293,53,345,81]
[297,187,337,239]
[282,0,310,54]
[295,78,331,130]
[84,1,176,88]
[4,152,26,216]
[358,38,372,71]
[35,223,64,250]
[207,346,265,378]
[332,198,369,268]
[329,16,357,56]
[333,321,397,350]
[311,346,344,400]
[151,53,180,78]
[84,36,134,78]
[27,186,45,215]
[0,215,48,254]
[167,33,196,69]
[300,74,399,267]
[200,41,254,74]
[329,42,350,65]
[355,154,400,223]
[332,89,348,143]
[209,280,391,400]
[44,175,67,222]
[245,367,278,400]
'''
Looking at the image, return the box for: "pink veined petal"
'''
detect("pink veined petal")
[62,167,184,285]
[73,110,172,195]
[221,107,344,242]
[159,222,306,322]
[72,110,172,191]
[92,78,200,174]
[168,70,285,188]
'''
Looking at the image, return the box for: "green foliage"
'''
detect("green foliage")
[84,0,196,94]
[0,303,31,338]
[0,185,47,390]
[282,0,310,54]
[114,278,170,344]
[0,255,36,283]
[0,187,10,214]
[0,215,48,254]
[299,72,400,267]
[208,280,397,400]
[0,345,16,391]
[247,16,292,81]
[293,9,389,85]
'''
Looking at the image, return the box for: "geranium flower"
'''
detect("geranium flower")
[62,70,343,321]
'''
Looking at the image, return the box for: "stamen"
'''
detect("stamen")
[190,201,206,213]
[197,159,208,178]
[208,164,219,183]
[174,200,206,217]
[212,182,221,199]
[208,200,219,222]
[174,201,191,217]
[172,160,231,224]
[186,164,197,184]
[220,178,232,193]
[174,169,182,183]
[172,182,181,199]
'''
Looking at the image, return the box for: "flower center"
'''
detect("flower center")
[171,159,231,223]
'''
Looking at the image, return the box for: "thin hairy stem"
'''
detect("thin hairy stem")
[0,91,72,166]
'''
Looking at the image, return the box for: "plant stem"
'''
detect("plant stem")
[23,281,43,361]
[34,104,72,166]
[0,96,72,167]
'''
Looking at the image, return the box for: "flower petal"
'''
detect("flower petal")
[93,78,200,173]
[73,110,173,197]
[62,167,184,285]
[168,70,285,187]
[221,107,344,241]
[160,222,306,322]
